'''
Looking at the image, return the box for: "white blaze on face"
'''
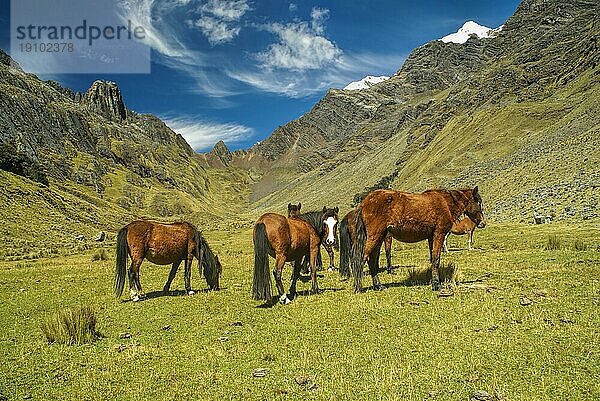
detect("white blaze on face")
[324,216,337,244]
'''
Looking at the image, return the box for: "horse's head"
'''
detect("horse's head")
[288,202,301,217]
[211,255,222,291]
[321,206,339,246]
[198,236,221,291]
[464,186,486,229]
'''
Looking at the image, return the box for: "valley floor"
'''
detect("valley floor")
[0,222,599,400]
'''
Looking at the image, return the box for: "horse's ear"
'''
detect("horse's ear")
[288,203,292,210]
[334,206,339,214]
[473,186,479,197]
[322,206,327,213]
[298,203,301,210]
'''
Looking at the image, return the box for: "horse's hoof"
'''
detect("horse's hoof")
[279,294,291,305]
[374,284,386,291]
[431,282,441,291]
[328,267,334,272]
[132,295,141,302]
[387,269,395,275]
[188,290,195,296]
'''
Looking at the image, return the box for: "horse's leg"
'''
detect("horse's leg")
[128,259,143,301]
[300,254,309,275]
[384,235,393,274]
[368,241,385,290]
[289,258,303,300]
[468,230,473,251]
[163,260,181,294]
[310,244,320,294]
[429,233,444,291]
[316,248,323,271]
[184,255,194,295]
[326,245,335,271]
[443,233,449,253]
[273,254,288,304]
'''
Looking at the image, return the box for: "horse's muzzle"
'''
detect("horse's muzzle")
[478,221,486,229]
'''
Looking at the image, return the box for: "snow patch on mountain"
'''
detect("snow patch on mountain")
[440,21,502,44]
[344,75,389,91]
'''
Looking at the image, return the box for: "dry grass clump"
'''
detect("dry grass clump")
[573,240,588,251]
[544,235,562,250]
[91,248,108,261]
[41,306,99,345]
[406,262,460,287]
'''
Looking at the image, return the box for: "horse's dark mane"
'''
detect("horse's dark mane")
[295,211,325,237]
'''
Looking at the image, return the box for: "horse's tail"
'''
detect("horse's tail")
[114,226,129,298]
[338,215,352,278]
[252,222,272,301]
[351,207,367,293]
[195,230,203,279]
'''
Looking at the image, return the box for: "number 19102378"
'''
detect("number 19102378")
[20,42,74,52]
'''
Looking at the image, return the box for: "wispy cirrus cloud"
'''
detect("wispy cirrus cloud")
[117,0,239,99]
[162,115,254,151]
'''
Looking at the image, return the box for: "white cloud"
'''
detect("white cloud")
[191,0,250,45]
[310,7,329,34]
[200,0,250,21]
[289,3,297,13]
[257,7,341,71]
[193,16,241,45]
[163,116,254,151]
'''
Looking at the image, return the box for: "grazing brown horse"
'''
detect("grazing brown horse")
[444,215,477,252]
[115,220,221,301]
[252,207,339,304]
[351,187,486,292]
[339,209,393,278]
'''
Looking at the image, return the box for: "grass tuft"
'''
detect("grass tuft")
[573,240,588,251]
[545,235,562,251]
[41,306,99,345]
[406,262,459,287]
[91,248,108,261]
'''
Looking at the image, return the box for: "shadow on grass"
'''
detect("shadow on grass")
[255,286,344,308]
[121,288,222,303]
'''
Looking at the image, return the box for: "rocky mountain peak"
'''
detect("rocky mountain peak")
[208,140,233,166]
[0,49,22,71]
[82,80,127,121]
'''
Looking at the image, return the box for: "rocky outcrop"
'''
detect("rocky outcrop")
[82,80,127,121]
[206,140,233,167]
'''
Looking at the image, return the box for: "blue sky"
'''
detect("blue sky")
[0,0,520,152]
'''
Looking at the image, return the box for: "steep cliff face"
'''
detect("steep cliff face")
[82,80,127,121]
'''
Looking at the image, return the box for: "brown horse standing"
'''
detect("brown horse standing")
[252,207,339,304]
[289,202,337,273]
[444,216,477,252]
[351,187,486,292]
[115,220,221,301]
[339,209,393,278]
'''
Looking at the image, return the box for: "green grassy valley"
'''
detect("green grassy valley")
[1,223,598,400]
